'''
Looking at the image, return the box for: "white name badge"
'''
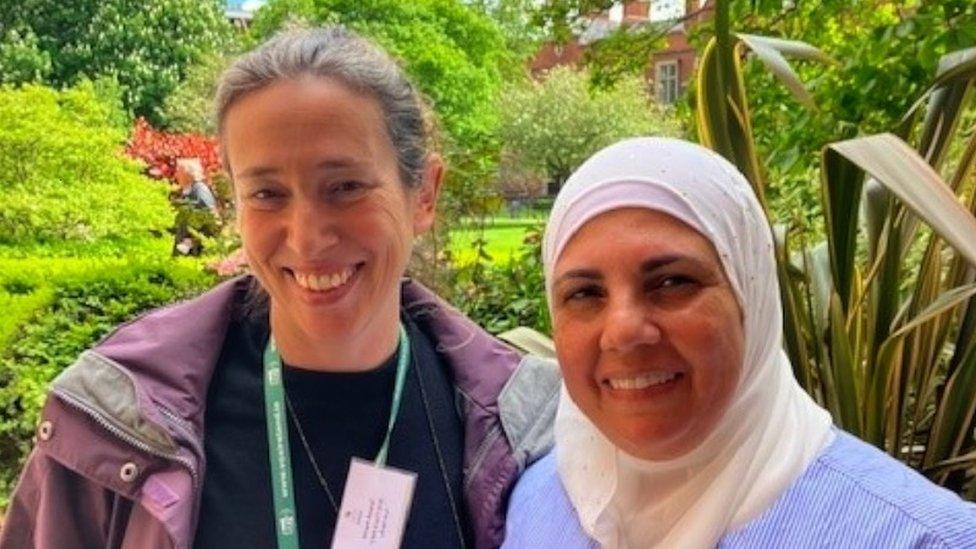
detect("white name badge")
[331,458,417,549]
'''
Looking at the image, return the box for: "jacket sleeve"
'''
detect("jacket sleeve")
[1,448,115,549]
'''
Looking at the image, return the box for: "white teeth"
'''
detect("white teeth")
[293,267,356,292]
[608,371,679,390]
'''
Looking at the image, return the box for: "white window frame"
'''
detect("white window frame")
[656,60,680,104]
[650,0,685,22]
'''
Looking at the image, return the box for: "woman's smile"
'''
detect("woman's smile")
[284,262,363,305]
[290,266,358,292]
[603,370,685,393]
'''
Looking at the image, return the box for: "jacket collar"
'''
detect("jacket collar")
[87,275,522,432]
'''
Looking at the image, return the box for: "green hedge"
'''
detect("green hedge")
[0,258,215,509]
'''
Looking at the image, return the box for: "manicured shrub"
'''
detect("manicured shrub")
[0,83,172,257]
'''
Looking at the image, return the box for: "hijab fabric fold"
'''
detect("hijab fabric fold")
[542,138,834,549]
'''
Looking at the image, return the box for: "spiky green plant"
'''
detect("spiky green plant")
[698,0,976,496]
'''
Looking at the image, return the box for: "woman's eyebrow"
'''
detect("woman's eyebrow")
[237,166,279,179]
[314,157,360,170]
[640,255,706,273]
[553,269,602,287]
[237,158,362,180]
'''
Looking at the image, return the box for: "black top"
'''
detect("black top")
[194,306,470,548]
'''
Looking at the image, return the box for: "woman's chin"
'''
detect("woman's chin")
[610,424,703,462]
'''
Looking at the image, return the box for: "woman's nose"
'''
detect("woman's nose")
[600,300,661,353]
[288,198,339,254]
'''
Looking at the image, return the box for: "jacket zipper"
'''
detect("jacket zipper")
[155,401,208,544]
[156,403,199,448]
[465,423,502,491]
[52,388,200,489]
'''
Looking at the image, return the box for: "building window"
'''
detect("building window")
[656,60,680,104]
[650,0,684,21]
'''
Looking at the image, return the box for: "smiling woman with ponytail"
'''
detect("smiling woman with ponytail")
[1,27,558,549]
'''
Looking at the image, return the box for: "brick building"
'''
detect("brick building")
[531,1,714,104]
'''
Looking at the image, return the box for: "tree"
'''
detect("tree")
[0,0,234,123]
[528,0,616,45]
[0,28,51,85]
[498,66,682,194]
[160,53,231,134]
[249,0,511,154]
[583,24,667,89]
[465,0,546,63]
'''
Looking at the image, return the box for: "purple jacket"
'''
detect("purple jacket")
[1,277,559,549]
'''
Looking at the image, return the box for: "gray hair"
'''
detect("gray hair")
[175,157,205,181]
[215,26,432,188]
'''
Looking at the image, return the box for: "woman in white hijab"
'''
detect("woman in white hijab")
[503,137,976,548]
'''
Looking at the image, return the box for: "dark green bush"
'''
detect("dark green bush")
[0,0,234,123]
[0,258,215,508]
[0,28,51,85]
[448,229,549,336]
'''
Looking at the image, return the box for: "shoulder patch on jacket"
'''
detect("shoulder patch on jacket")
[50,350,178,453]
[498,354,561,472]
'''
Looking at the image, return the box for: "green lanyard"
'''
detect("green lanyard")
[263,324,411,549]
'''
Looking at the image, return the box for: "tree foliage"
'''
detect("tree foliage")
[528,0,616,44]
[498,66,682,192]
[250,0,511,152]
[160,53,231,134]
[723,0,976,230]
[465,0,547,63]
[0,28,51,85]
[583,24,667,89]
[0,0,234,123]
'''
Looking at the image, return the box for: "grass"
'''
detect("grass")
[448,218,543,265]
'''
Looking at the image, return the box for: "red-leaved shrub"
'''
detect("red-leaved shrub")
[126,118,221,182]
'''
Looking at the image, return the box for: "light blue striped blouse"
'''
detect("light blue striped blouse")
[503,430,976,548]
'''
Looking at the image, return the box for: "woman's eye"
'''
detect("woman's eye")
[660,275,694,288]
[649,275,700,298]
[331,180,369,199]
[564,285,603,303]
[251,189,280,200]
[244,188,286,209]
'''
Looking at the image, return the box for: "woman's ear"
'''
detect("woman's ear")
[412,153,444,236]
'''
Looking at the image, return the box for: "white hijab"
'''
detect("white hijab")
[542,137,834,549]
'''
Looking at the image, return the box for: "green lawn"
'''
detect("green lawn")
[448,218,543,265]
